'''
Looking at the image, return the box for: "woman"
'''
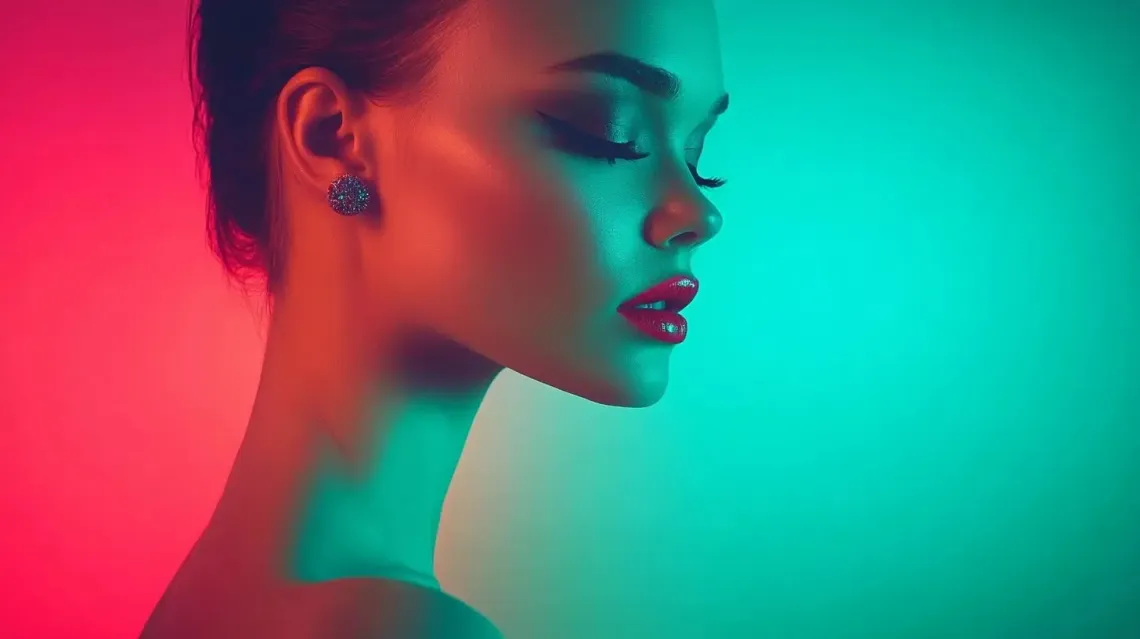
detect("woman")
[141,0,728,636]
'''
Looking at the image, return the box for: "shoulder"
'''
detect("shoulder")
[142,577,502,639]
[295,577,503,639]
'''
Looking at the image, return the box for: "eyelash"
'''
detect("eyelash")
[537,111,727,190]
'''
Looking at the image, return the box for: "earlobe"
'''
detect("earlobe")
[274,67,372,195]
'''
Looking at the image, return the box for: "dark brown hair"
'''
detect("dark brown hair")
[189,0,465,292]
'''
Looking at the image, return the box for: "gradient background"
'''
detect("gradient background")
[2,1,1138,637]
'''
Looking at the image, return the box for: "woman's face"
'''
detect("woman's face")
[360,0,727,407]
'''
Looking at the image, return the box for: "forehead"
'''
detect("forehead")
[433,0,725,107]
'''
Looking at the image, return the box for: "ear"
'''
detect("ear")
[274,67,374,199]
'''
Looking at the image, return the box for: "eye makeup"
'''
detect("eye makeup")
[532,89,726,189]
[535,110,648,164]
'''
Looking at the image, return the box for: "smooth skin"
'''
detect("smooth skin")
[141,0,727,636]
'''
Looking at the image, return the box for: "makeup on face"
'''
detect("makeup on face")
[530,86,726,187]
[617,275,699,345]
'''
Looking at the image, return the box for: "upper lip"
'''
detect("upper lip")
[619,275,700,312]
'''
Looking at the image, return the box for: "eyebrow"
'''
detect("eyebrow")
[546,51,730,117]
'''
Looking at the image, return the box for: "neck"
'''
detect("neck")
[206,267,500,591]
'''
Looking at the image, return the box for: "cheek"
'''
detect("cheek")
[383,121,626,336]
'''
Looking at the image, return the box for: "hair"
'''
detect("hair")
[188,0,466,294]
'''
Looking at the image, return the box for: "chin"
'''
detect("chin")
[559,366,671,409]
[603,388,667,409]
[501,339,675,409]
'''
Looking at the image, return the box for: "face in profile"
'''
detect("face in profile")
[357,0,727,407]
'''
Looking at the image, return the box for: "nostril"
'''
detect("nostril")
[669,230,700,248]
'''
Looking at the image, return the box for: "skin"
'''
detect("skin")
[141,0,726,636]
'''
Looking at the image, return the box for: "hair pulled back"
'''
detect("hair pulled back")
[189,0,465,292]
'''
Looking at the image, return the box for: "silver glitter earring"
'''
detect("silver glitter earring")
[327,174,372,216]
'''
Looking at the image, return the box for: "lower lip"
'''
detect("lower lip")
[618,308,689,345]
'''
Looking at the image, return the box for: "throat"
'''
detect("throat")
[287,398,474,587]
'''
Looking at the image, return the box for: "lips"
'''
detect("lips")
[617,275,699,345]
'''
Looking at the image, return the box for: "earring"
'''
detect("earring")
[327,174,372,216]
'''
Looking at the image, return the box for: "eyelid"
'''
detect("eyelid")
[536,110,649,162]
[537,111,722,186]
[537,110,634,145]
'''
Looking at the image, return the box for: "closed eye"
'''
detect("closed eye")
[538,110,727,189]
[536,111,649,165]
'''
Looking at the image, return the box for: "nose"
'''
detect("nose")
[643,181,723,251]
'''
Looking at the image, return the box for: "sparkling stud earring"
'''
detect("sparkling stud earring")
[327,174,371,216]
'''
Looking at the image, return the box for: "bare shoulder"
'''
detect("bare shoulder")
[297,578,504,639]
[141,577,503,639]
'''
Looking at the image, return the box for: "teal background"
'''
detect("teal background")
[442,2,1140,637]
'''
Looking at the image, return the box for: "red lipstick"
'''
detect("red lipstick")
[617,275,699,345]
